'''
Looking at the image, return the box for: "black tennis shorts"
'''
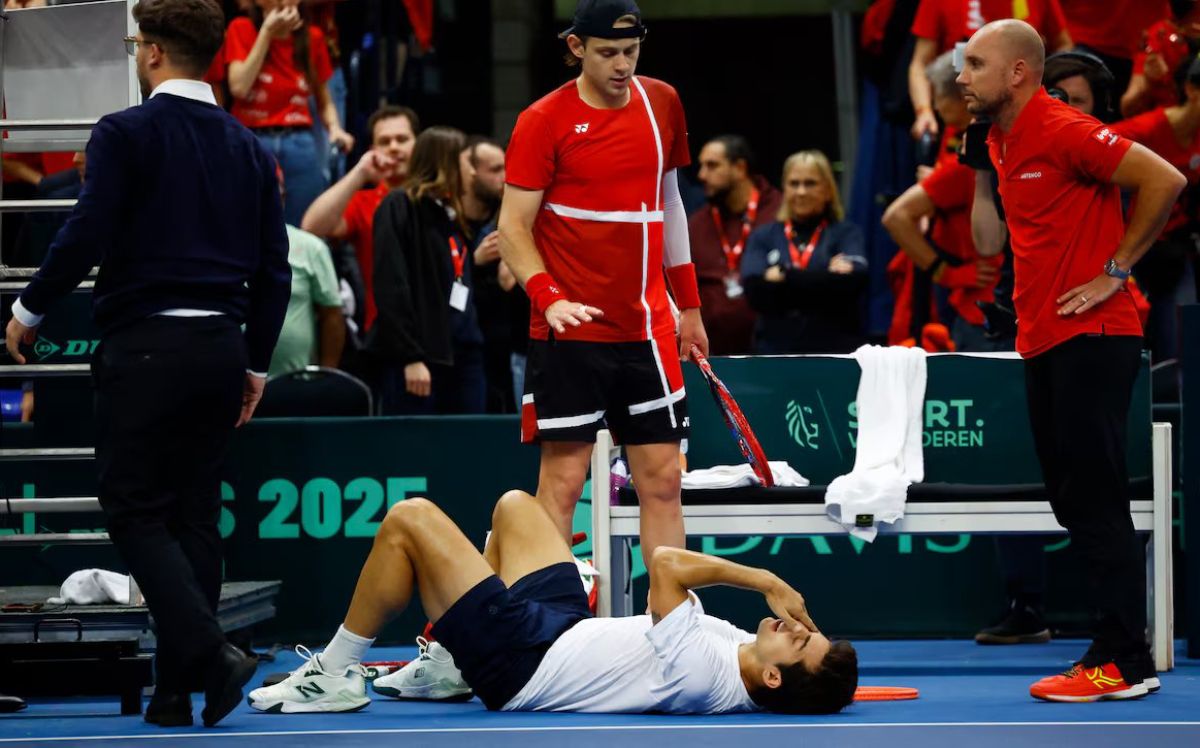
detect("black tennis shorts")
[520,333,689,445]
[431,562,591,710]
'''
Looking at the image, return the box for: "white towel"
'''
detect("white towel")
[682,461,809,489]
[825,345,927,541]
[46,569,132,605]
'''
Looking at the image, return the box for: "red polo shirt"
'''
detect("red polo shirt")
[1114,107,1200,234]
[988,89,1142,358]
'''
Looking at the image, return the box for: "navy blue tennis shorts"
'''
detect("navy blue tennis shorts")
[431,562,591,710]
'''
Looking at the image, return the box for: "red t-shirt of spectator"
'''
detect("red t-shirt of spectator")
[1114,107,1200,233]
[987,89,1142,357]
[506,76,690,343]
[342,181,392,330]
[1060,0,1167,58]
[922,159,995,325]
[223,17,333,129]
[912,0,1069,52]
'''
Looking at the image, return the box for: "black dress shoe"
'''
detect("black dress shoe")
[975,601,1051,645]
[201,643,257,727]
[0,694,26,713]
[145,692,192,727]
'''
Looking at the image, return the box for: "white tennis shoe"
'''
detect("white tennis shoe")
[247,646,370,714]
[371,637,473,702]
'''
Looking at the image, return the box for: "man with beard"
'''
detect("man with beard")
[958,19,1183,701]
[302,105,421,332]
[460,137,513,411]
[4,0,290,727]
[688,135,781,354]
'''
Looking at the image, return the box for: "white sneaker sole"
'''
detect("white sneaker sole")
[1144,677,1161,692]
[248,695,371,714]
[1033,683,1149,702]
[372,681,473,702]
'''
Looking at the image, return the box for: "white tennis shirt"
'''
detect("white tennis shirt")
[503,595,760,714]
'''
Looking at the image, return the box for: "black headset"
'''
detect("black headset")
[1044,50,1118,122]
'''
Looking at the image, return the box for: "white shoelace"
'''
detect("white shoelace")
[414,636,453,664]
[291,644,365,679]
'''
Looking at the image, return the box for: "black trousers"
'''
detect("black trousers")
[93,316,246,692]
[1024,334,1146,670]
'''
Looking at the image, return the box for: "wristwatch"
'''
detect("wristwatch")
[1104,258,1131,281]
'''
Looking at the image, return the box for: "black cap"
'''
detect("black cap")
[559,0,646,40]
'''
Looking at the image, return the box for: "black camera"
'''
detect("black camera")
[958,118,995,172]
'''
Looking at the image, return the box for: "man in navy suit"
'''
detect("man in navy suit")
[4,0,290,728]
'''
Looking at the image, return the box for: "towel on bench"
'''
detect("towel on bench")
[825,345,927,541]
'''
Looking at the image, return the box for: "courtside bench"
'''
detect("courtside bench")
[587,352,1175,672]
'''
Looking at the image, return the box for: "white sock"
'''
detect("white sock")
[319,624,375,674]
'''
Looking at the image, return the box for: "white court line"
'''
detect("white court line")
[4,721,1200,743]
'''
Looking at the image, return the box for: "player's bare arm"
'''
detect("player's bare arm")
[498,185,604,334]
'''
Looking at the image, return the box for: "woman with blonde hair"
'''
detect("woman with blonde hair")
[740,150,868,354]
[369,127,486,414]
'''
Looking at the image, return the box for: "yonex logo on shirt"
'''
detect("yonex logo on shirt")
[574,123,590,134]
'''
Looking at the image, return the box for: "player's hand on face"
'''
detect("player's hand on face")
[544,299,603,334]
[677,308,708,361]
[404,361,432,398]
[764,578,818,633]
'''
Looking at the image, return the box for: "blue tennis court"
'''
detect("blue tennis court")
[3,640,1197,748]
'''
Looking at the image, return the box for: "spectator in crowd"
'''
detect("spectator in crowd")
[307,0,347,181]
[368,126,485,415]
[884,51,1001,352]
[1060,0,1170,103]
[909,0,1073,139]
[460,137,512,412]
[1119,1,1200,117]
[688,135,782,355]
[741,150,867,354]
[269,174,345,378]
[302,105,420,332]
[497,260,530,411]
[224,0,353,225]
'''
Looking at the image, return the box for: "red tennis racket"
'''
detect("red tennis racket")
[689,344,774,487]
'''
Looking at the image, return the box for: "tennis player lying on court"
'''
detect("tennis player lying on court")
[248,490,857,715]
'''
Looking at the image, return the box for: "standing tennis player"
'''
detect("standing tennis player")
[498,0,707,567]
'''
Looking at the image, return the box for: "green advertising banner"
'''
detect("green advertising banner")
[0,354,1155,644]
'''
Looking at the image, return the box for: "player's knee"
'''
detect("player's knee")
[492,489,535,527]
[636,464,681,503]
[380,497,437,543]
[538,473,586,514]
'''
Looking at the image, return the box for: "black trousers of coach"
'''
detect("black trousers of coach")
[93,316,246,692]
[1024,334,1146,672]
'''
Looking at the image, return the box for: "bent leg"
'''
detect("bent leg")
[625,442,684,571]
[534,441,592,543]
[342,498,495,637]
[486,490,577,587]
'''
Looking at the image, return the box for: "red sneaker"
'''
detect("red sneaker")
[1030,663,1148,702]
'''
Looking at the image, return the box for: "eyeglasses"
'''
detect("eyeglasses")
[123,35,161,57]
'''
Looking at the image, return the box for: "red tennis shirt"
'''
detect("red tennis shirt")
[988,89,1143,358]
[342,182,392,330]
[505,76,690,343]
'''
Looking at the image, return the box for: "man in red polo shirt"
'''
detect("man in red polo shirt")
[301,105,420,331]
[958,19,1185,702]
[498,0,707,569]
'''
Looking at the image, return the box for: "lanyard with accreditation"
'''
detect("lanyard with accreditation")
[447,236,470,311]
[712,188,759,299]
[783,220,826,270]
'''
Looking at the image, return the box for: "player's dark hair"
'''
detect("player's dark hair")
[709,134,755,174]
[131,0,225,77]
[748,640,858,715]
[367,105,421,144]
[465,135,503,167]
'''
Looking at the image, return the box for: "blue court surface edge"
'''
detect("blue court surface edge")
[2,639,1197,747]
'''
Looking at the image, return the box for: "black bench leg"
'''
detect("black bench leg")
[120,687,143,716]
